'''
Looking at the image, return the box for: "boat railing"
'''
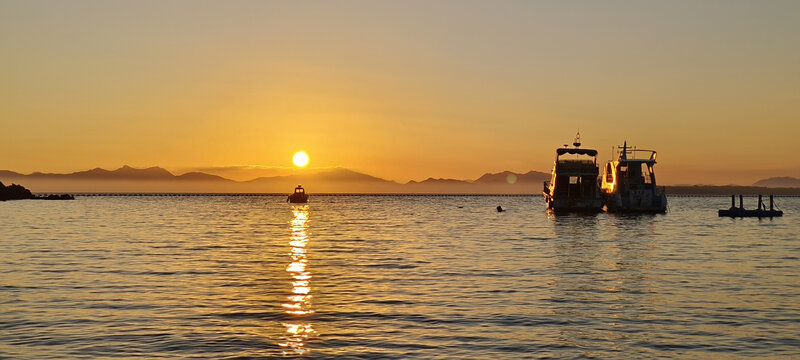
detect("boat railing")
[555,161,598,173]
[617,147,657,161]
[558,159,594,164]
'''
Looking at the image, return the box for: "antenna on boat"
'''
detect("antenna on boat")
[620,140,627,160]
[573,130,581,148]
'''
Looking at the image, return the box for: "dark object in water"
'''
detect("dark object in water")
[287,185,309,203]
[0,181,74,201]
[719,195,782,217]
[40,194,75,200]
[496,206,504,212]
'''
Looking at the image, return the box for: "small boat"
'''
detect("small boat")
[542,133,603,213]
[600,142,667,213]
[287,185,309,203]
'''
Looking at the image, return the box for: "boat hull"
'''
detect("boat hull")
[287,194,308,203]
[602,191,666,213]
[543,139,602,213]
[544,192,603,213]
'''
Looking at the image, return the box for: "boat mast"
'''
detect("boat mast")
[620,141,627,160]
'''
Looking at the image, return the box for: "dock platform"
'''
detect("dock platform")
[719,195,783,217]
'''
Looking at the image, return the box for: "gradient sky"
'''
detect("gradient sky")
[2,0,798,185]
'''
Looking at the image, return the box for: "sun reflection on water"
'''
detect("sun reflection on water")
[279,205,317,355]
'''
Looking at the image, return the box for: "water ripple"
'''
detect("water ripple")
[1,195,799,358]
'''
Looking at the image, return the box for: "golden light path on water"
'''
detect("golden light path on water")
[280,205,317,355]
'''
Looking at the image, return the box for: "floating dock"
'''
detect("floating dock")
[718,195,783,217]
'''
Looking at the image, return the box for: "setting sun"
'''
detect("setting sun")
[293,152,309,167]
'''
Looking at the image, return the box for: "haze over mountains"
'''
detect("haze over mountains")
[0,166,550,194]
[751,177,800,188]
[1,166,799,194]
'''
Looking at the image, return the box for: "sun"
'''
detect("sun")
[292,151,309,167]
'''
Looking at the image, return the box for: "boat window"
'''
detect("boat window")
[605,164,613,182]
[555,176,569,195]
[569,176,579,184]
[641,163,652,185]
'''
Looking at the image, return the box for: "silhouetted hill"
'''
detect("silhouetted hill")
[519,170,552,182]
[473,170,550,184]
[399,170,550,194]
[176,172,233,181]
[313,168,393,182]
[247,168,395,184]
[26,165,175,179]
[0,166,234,193]
[404,178,474,194]
[5,165,799,194]
[244,168,400,193]
[0,170,24,179]
[664,185,800,195]
[752,177,800,188]
[109,165,174,179]
[407,178,470,185]
[0,166,551,193]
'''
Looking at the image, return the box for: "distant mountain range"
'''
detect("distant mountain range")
[751,177,800,188]
[1,165,231,181]
[2,166,799,194]
[0,166,550,194]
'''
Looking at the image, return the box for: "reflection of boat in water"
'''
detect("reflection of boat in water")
[542,133,603,213]
[287,185,309,203]
[600,142,667,213]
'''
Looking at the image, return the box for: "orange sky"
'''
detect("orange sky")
[1,1,799,185]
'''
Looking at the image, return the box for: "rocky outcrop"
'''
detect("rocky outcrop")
[0,181,74,201]
[0,181,34,200]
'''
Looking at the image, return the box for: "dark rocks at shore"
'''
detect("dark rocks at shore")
[0,181,74,201]
[0,181,34,200]
[38,194,76,200]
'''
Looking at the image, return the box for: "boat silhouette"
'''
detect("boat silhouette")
[287,185,309,203]
[542,133,603,213]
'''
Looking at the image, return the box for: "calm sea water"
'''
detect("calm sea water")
[1,195,799,359]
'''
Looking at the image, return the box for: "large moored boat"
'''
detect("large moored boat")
[600,142,667,213]
[542,134,603,213]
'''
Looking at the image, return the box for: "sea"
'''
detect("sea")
[1,195,798,359]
